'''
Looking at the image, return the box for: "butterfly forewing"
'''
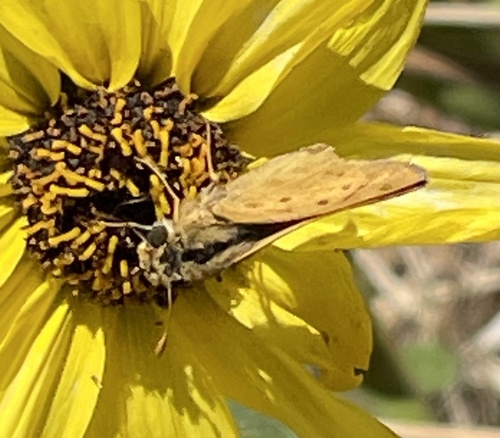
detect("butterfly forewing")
[211,144,426,224]
[137,143,428,292]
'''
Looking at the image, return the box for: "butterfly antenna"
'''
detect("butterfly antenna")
[154,281,173,356]
[101,220,153,231]
[134,156,180,222]
[131,227,148,243]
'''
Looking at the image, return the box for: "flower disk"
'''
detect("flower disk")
[8,78,247,305]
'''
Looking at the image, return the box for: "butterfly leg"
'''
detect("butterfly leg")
[154,280,173,356]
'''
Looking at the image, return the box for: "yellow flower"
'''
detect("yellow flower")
[0,1,498,438]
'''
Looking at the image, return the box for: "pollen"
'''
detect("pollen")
[8,78,247,306]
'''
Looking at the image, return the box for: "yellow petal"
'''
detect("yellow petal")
[208,247,371,391]
[208,0,427,156]
[0,202,16,233]
[324,122,500,162]
[252,248,372,390]
[0,291,70,437]
[0,1,94,89]
[0,107,31,136]
[162,0,202,72]
[174,0,256,93]
[0,217,27,289]
[198,0,373,98]
[0,257,50,346]
[179,287,396,438]
[202,0,377,124]
[206,263,337,379]
[0,24,60,114]
[136,0,174,86]
[80,299,237,437]
[215,43,385,157]
[0,0,141,90]
[328,0,427,90]
[0,170,13,197]
[42,308,105,437]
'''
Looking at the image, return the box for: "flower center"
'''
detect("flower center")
[8,78,247,305]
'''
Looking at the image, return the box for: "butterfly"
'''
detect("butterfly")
[137,143,426,290]
[132,143,426,354]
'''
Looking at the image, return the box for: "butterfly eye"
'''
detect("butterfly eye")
[147,220,175,248]
[146,226,167,248]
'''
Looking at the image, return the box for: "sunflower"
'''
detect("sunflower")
[0,0,499,437]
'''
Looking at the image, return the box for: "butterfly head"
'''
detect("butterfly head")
[146,219,176,248]
[136,219,184,287]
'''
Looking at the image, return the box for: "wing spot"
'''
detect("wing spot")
[325,169,345,177]
[342,183,352,190]
[379,183,392,192]
[245,201,261,209]
[317,199,329,206]
[279,196,291,203]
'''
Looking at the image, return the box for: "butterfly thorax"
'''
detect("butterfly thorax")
[137,215,283,288]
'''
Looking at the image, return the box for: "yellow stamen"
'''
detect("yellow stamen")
[21,195,38,211]
[52,268,63,277]
[111,98,126,125]
[122,281,132,295]
[71,230,92,249]
[186,185,198,199]
[25,219,55,235]
[89,222,106,234]
[110,168,125,186]
[176,143,193,157]
[51,140,82,155]
[88,168,102,179]
[179,93,198,115]
[40,195,61,215]
[48,227,82,247]
[111,127,133,156]
[150,174,171,217]
[87,145,105,159]
[189,133,203,148]
[79,242,97,261]
[33,148,65,161]
[150,120,160,139]
[119,259,129,278]
[179,157,191,188]
[22,131,44,142]
[143,107,154,120]
[125,179,140,197]
[132,129,147,157]
[54,253,75,266]
[55,162,106,191]
[102,235,119,274]
[49,185,90,197]
[79,124,108,143]
[31,171,61,190]
[159,128,170,168]
[190,156,206,177]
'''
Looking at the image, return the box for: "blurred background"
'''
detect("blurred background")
[353,2,500,436]
[234,2,500,436]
